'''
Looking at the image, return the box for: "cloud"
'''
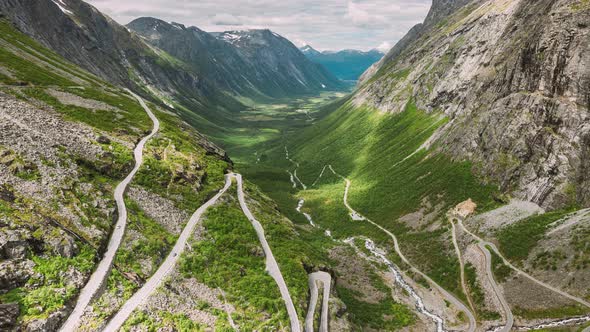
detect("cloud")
[376,41,392,53]
[86,0,431,51]
[210,14,243,26]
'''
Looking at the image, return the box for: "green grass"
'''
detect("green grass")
[0,246,95,322]
[179,193,291,330]
[487,245,513,283]
[496,207,578,263]
[243,181,332,312]
[229,97,506,324]
[513,304,589,320]
[121,311,208,332]
[0,46,76,87]
[243,100,498,302]
[114,199,176,279]
[21,87,150,137]
[289,101,499,222]
[132,106,230,213]
[178,182,333,330]
[0,20,103,86]
[337,285,415,330]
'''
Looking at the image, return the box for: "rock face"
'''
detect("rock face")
[0,303,20,330]
[355,0,590,208]
[127,18,343,98]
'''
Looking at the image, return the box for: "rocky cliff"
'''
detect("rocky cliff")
[355,0,590,208]
[0,0,210,96]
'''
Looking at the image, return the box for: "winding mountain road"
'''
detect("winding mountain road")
[476,243,513,332]
[304,272,331,332]
[103,174,233,332]
[457,219,590,308]
[60,90,160,332]
[450,219,475,314]
[329,166,477,332]
[233,173,302,332]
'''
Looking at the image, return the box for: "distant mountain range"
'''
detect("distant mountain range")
[128,18,344,99]
[300,45,384,81]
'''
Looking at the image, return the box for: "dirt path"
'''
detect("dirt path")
[103,175,232,332]
[475,243,513,332]
[457,219,590,308]
[233,173,302,332]
[59,90,160,332]
[304,272,331,332]
[546,208,590,236]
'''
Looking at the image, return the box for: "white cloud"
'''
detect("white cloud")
[86,0,431,51]
[376,41,392,53]
[210,13,243,26]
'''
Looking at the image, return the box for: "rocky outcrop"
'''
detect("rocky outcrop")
[0,303,20,330]
[355,0,590,208]
[360,0,478,84]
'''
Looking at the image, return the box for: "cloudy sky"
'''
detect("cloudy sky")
[86,0,432,52]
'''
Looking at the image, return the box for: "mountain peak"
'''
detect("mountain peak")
[300,45,321,56]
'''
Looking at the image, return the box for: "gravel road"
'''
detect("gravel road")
[59,90,159,332]
[103,174,232,331]
[233,173,302,332]
[304,272,331,332]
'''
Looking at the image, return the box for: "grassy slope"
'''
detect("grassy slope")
[296,102,498,296]
[244,99,500,308]
[0,20,231,326]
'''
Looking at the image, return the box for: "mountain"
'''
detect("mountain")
[0,14,233,330]
[274,0,590,327]
[300,46,384,81]
[0,0,246,138]
[211,29,344,95]
[357,0,590,208]
[2,0,590,330]
[300,45,321,56]
[127,17,344,99]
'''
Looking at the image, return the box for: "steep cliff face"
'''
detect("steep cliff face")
[360,0,478,83]
[355,0,590,208]
[126,18,255,98]
[0,0,254,139]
